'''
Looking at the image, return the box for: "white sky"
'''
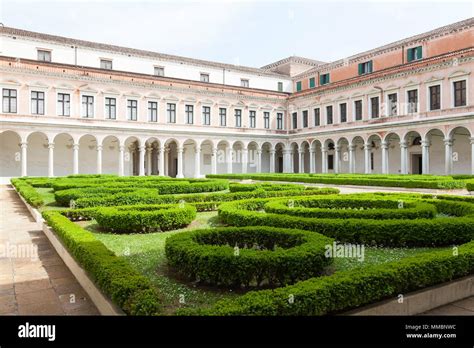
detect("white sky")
[0,0,472,68]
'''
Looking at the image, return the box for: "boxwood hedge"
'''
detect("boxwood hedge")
[11,178,44,207]
[165,226,333,288]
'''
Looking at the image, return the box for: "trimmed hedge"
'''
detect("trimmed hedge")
[180,239,474,316]
[42,211,161,315]
[11,178,44,207]
[229,182,304,192]
[165,227,333,288]
[217,196,474,246]
[93,204,197,233]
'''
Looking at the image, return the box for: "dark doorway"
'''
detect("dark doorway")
[412,154,422,174]
[277,157,283,173]
[328,154,334,171]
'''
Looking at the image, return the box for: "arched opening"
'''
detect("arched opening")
[247,141,259,173]
[351,136,365,174]
[144,137,161,176]
[26,132,49,177]
[53,133,74,177]
[0,131,21,177]
[78,134,98,174]
[274,143,285,173]
[261,142,272,173]
[165,139,179,178]
[384,133,402,174]
[423,129,444,175]
[404,131,423,174]
[183,139,197,178]
[450,127,472,174]
[102,136,120,175]
[216,140,230,174]
[324,139,336,173]
[124,136,140,176]
[300,141,310,173]
[337,137,350,173]
[367,134,383,174]
[200,140,214,176]
[290,142,299,173]
[232,141,244,173]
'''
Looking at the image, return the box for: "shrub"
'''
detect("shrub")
[165,227,333,288]
[42,211,161,315]
[11,178,44,207]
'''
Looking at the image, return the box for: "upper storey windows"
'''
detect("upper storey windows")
[358,60,373,75]
[309,77,316,88]
[154,66,165,77]
[241,79,249,88]
[296,81,302,92]
[100,59,113,70]
[320,73,330,86]
[200,73,210,83]
[37,49,51,62]
[407,46,422,62]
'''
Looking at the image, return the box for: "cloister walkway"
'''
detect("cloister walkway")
[0,185,98,315]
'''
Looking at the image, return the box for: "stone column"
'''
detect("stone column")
[321,146,328,173]
[118,145,125,176]
[282,149,290,173]
[48,142,54,177]
[334,146,340,174]
[138,145,145,176]
[158,147,165,176]
[96,145,103,175]
[364,142,371,174]
[309,148,315,173]
[241,148,248,174]
[381,141,388,174]
[226,147,233,174]
[256,149,262,173]
[421,140,430,175]
[194,146,201,178]
[164,148,169,176]
[177,146,184,178]
[298,149,304,173]
[444,138,453,175]
[400,141,408,174]
[146,145,152,175]
[73,143,79,175]
[348,144,355,174]
[20,142,27,177]
[269,149,276,173]
[211,147,218,175]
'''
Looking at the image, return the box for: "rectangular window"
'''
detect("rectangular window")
[148,101,158,122]
[241,79,249,88]
[167,103,176,123]
[200,73,210,83]
[407,46,422,62]
[407,90,418,113]
[278,82,283,92]
[320,73,330,85]
[100,59,113,70]
[370,97,379,118]
[429,85,441,110]
[454,80,466,107]
[264,111,270,129]
[37,50,51,62]
[340,103,347,123]
[57,93,70,116]
[235,109,242,127]
[185,105,194,124]
[326,106,333,124]
[314,108,320,126]
[31,91,45,115]
[219,108,226,126]
[127,100,138,121]
[154,66,164,77]
[309,77,316,88]
[302,110,308,128]
[2,89,17,113]
[202,106,211,125]
[277,113,283,130]
[249,110,256,128]
[105,97,116,120]
[358,60,373,75]
[292,112,298,129]
[354,100,362,120]
[296,81,302,92]
[82,95,94,118]
[388,93,397,116]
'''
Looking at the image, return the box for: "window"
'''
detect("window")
[235,109,242,127]
[292,112,298,129]
[309,77,316,88]
[219,108,226,126]
[407,90,418,113]
[202,106,211,125]
[454,80,466,107]
[148,101,158,122]
[264,112,270,129]
[154,66,164,77]
[296,81,302,92]
[127,100,138,121]
[200,73,210,83]
[277,112,283,130]
[320,73,330,85]
[302,110,308,128]
[370,97,379,118]
[358,60,373,75]
[314,108,320,126]
[31,91,45,115]
[167,103,176,123]
[37,50,51,62]
[407,46,422,62]
[326,106,333,124]
[57,93,70,116]
[105,97,116,120]
[82,95,94,118]
[249,110,256,128]
[100,59,113,70]
[185,105,194,124]
[2,89,17,113]
[429,85,441,110]
[387,93,397,116]
[340,103,347,123]
[354,100,363,120]
[278,82,283,92]
[241,79,249,88]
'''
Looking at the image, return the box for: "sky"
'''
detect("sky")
[0,0,472,68]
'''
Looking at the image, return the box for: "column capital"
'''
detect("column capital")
[20,142,28,149]
[269,148,276,154]
[96,144,103,151]
[363,143,372,150]
[159,146,165,153]
[48,142,55,149]
[421,140,430,147]
[212,147,218,154]
[138,145,146,151]
[146,145,153,151]
[443,138,453,146]
[72,143,80,150]
[195,147,201,154]
[177,146,184,153]
[335,145,341,152]
[380,141,388,149]
[470,137,474,145]
[348,144,356,151]
[309,148,315,154]
[321,146,328,152]
[400,141,408,149]
[298,149,305,154]
[119,145,125,151]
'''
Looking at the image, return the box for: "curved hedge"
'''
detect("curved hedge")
[11,178,44,207]
[229,182,305,192]
[93,204,197,233]
[217,196,474,247]
[165,227,333,288]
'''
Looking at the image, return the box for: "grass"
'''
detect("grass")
[35,188,63,211]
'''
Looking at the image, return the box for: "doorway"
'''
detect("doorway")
[411,154,422,174]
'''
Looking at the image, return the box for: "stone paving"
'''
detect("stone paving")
[422,296,474,315]
[0,185,98,315]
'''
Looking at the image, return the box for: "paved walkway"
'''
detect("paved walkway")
[422,296,474,315]
[0,185,98,315]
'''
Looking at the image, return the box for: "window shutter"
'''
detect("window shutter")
[416,46,422,60]
[358,63,363,75]
[368,60,373,73]
[319,75,324,85]
[407,48,414,62]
